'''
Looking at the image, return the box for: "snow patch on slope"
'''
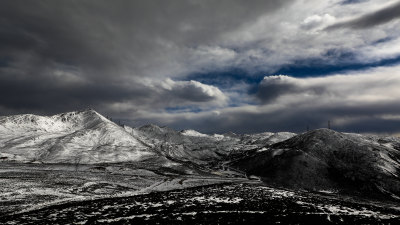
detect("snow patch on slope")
[181,130,209,138]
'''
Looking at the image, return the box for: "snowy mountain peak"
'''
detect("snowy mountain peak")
[0,109,112,133]
[51,109,112,130]
[181,129,209,137]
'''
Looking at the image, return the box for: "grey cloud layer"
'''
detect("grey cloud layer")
[0,67,226,115]
[327,1,400,29]
[0,0,288,116]
[0,0,290,77]
[137,66,400,134]
[1,0,400,134]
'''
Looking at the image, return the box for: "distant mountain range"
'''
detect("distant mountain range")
[0,109,294,164]
[1,109,399,200]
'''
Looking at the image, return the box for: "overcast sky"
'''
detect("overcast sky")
[1,0,400,134]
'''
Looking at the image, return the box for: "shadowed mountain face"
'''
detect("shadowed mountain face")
[232,129,400,199]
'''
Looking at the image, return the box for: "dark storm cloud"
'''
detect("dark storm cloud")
[0,0,290,72]
[327,1,400,29]
[256,77,298,103]
[0,66,226,116]
[256,75,325,103]
[0,0,290,115]
[0,68,148,115]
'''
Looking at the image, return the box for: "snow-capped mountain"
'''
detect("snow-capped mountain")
[0,110,154,163]
[232,128,400,199]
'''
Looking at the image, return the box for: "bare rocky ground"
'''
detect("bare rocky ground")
[1,165,399,225]
[0,163,238,216]
[1,183,399,225]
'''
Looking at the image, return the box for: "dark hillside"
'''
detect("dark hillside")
[233,129,400,199]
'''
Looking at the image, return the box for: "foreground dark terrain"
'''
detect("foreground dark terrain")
[1,183,399,225]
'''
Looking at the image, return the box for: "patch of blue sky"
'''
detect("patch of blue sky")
[371,36,394,45]
[275,54,400,77]
[165,106,203,113]
[186,54,399,90]
[340,0,368,5]
[227,101,257,107]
